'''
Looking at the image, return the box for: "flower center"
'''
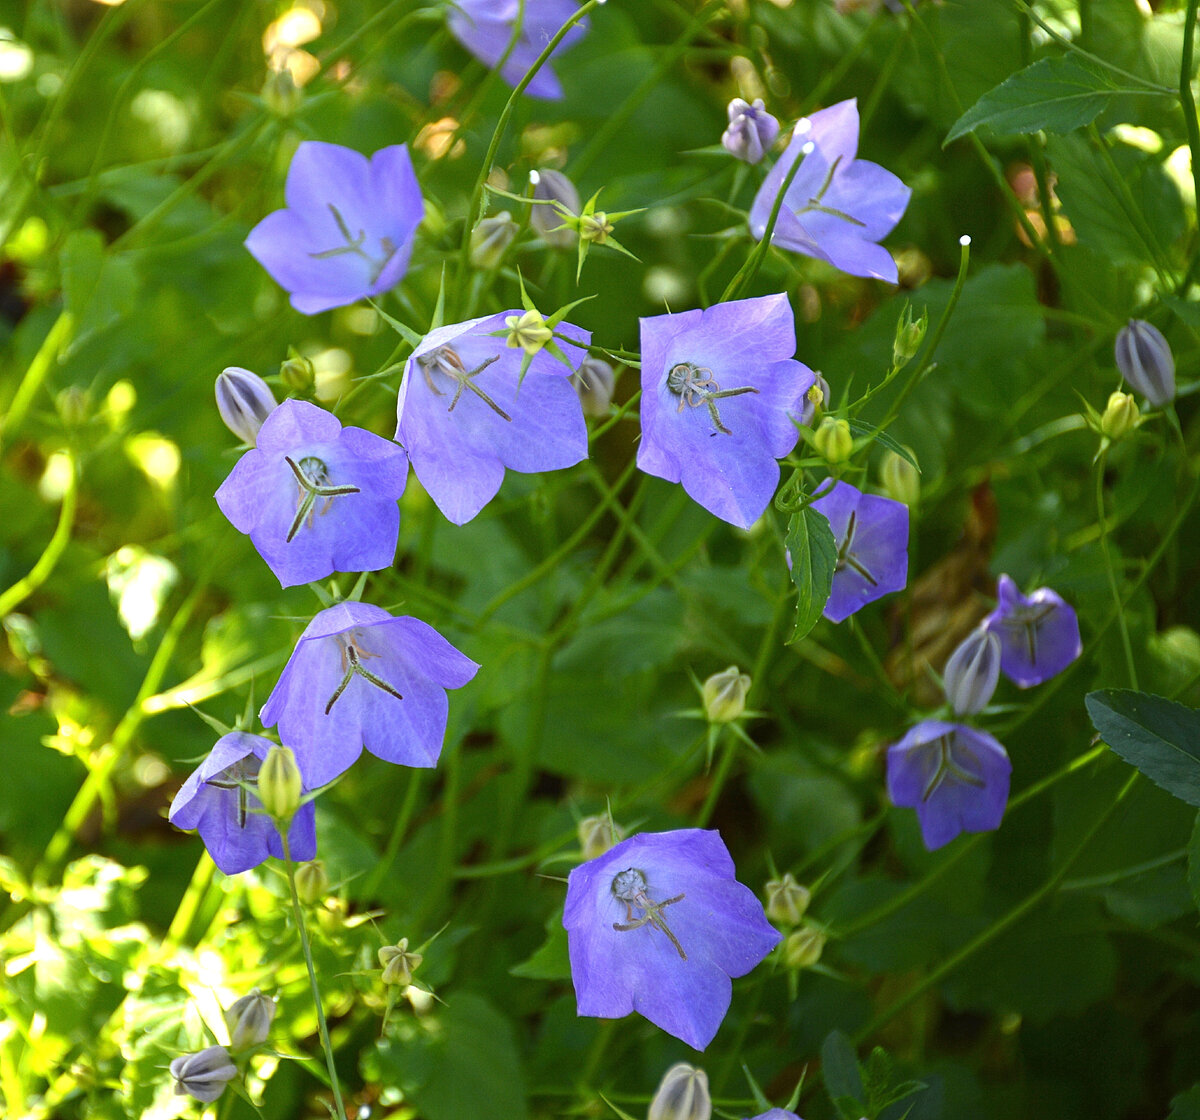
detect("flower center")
[920,733,986,802]
[205,757,261,829]
[307,203,399,285]
[416,345,512,422]
[323,630,404,715]
[609,866,687,960]
[284,455,361,544]
[665,360,759,436]
[834,509,878,586]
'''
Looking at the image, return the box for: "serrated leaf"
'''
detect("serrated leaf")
[785,507,836,644]
[945,57,1146,145]
[1086,690,1200,806]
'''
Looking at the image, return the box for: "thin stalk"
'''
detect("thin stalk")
[1181,0,1200,235]
[0,452,77,617]
[2,311,74,446]
[1095,454,1138,689]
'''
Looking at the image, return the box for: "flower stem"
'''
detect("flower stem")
[1095,452,1138,689]
[0,450,77,618]
[280,832,349,1120]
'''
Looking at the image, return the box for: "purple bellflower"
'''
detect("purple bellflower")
[168,732,317,875]
[745,1113,803,1120]
[887,720,1011,851]
[447,0,588,101]
[810,480,908,623]
[170,1045,238,1103]
[215,399,408,589]
[260,602,479,788]
[395,312,589,525]
[638,294,814,529]
[983,573,1082,688]
[749,99,910,283]
[563,829,781,1051]
[245,141,423,314]
[722,98,780,164]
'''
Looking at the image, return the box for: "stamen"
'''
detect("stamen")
[418,347,511,421]
[324,633,404,714]
[284,456,361,544]
[609,867,688,960]
[665,361,759,436]
[921,734,986,801]
[835,510,879,586]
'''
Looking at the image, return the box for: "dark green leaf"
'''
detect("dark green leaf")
[1086,689,1200,806]
[1170,1085,1200,1120]
[821,1029,865,1105]
[846,419,919,469]
[1187,812,1200,914]
[785,507,836,644]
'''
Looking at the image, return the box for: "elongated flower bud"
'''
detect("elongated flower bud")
[648,1062,712,1120]
[943,627,1001,716]
[295,860,329,905]
[470,212,517,270]
[530,168,580,249]
[880,448,920,507]
[215,366,276,445]
[571,356,615,417]
[169,1045,237,1103]
[224,989,276,1052]
[721,98,780,165]
[1100,390,1139,441]
[257,745,302,824]
[702,665,750,723]
[1115,319,1175,406]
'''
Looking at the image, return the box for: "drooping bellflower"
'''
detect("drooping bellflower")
[446,0,589,100]
[395,312,589,525]
[809,480,908,622]
[245,141,423,314]
[215,399,408,588]
[887,720,1011,851]
[983,573,1081,688]
[563,829,781,1051]
[638,294,814,529]
[260,602,479,788]
[749,99,910,283]
[168,732,317,875]
[169,1045,238,1103]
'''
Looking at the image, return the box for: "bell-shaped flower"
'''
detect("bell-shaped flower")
[215,399,408,588]
[750,99,910,283]
[638,294,815,529]
[395,312,589,525]
[983,574,1082,688]
[563,829,781,1051]
[722,98,779,164]
[1114,318,1175,406]
[446,0,589,100]
[942,626,1001,716]
[810,480,908,622]
[887,720,1011,851]
[259,602,479,788]
[169,1045,238,1103]
[168,732,317,875]
[245,141,423,314]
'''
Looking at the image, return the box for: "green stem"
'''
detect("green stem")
[2,311,75,446]
[1181,0,1200,230]
[281,833,349,1120]
[1095,453,1138,689]
[0,452,77,617]
[362,769,424,899]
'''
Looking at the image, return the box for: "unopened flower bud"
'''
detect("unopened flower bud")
[813,416,853,463]
[571,356,615,417]
[578,814,621,859]
[943,626,1001,716]
[505,308,553,355]
[648,1062,712,1120]
[262,67,302,116]
[798,373,830,427]
[169,1045,237,1103]
[215,366,277,445]
[702,665,751,723]
[721,98,780,165]
[892,304,927,367]
[1100,390,1139,441]
[224,989,276,1053]
[782,925,826,970]
[580,211,614,244]
[530,168,580,249]
[765,872,811,926]
[295,860,329,905]
[470,212,517,270]
[379,937,423,987]
[1115,319,1175,406]
[280,350,315,395]
[880,448,920,506]
[257,745,302,824]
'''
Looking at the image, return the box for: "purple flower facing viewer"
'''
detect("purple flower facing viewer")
[887,720,1011,851]
[983,574,1082,688]
[168,732,317,875]
[638,294,814,529]
[722,98,780,164]
[750,99,910,283]
[810,480,908,623]
[215,399,408,588]
[563,829,781,1051]
[395,312,589,525]
[447,0,588,100]
[245,141,423,314]
[260,602,479,788]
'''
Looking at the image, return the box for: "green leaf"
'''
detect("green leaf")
[845,420,919,469]
[945,57,1146,145]
[1187,812,1200,914]
[1086,690,1200,806]
[1169,1085,1200,1120]
[784,507,836,644]
[510,910,570,980]
[821,1030,865,1107]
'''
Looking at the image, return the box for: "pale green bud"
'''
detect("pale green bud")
[814,417,853,464]
[470,212,517,271]
[580,211,614,244]
[880,448,920,507]
[257,745,302,824]
[764,872,811,926]
[224,988,276,1053]
[1100,390,1139,441]
[280,350,315,395]
[261,67,302,117]
[783,925,826,970]
[892,304,927,366]
[379,938,423,987]
[295,860,329,905]
[648,1062,712,1120]
[702,665,751,723]
[578,814,621,860]
[505,308,553,355]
